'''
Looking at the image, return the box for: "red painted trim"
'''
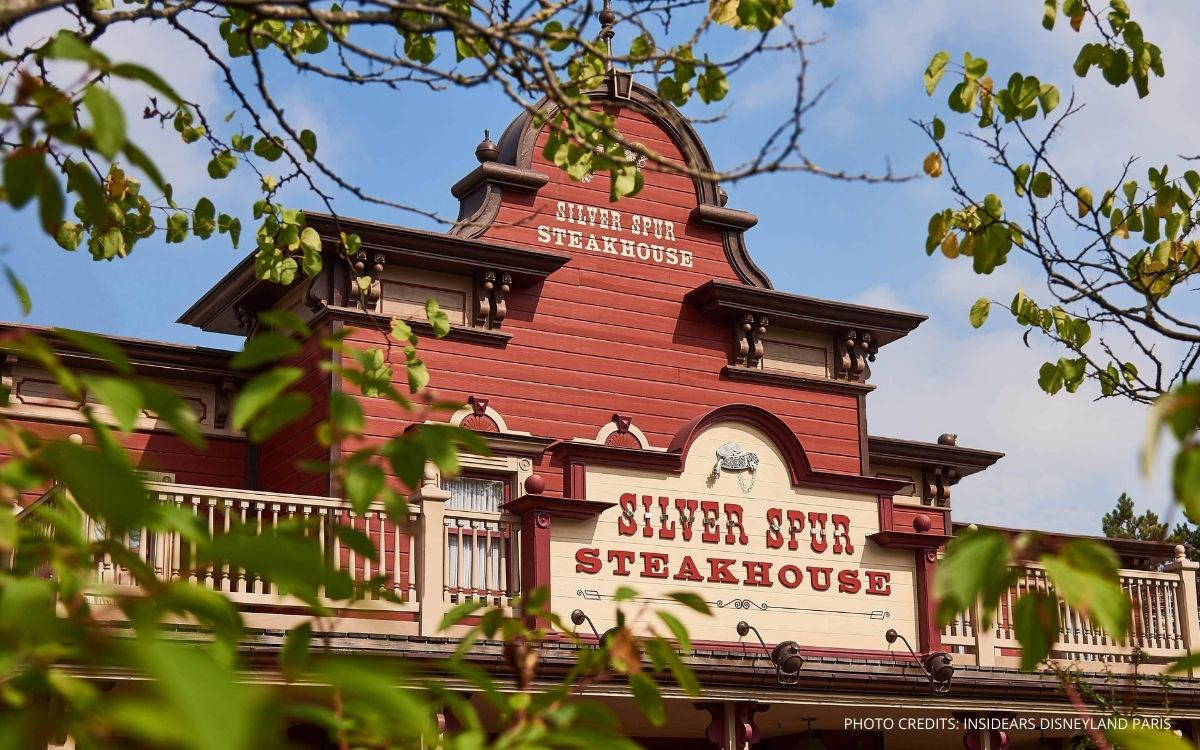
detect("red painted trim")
[915,548,942,654]
[553,404,907,496]
[502,493,615,519]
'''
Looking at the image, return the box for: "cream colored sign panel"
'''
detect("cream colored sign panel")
[550,422,917,651]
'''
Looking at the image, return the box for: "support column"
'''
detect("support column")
[1164,544,1200,676]
[973,597,997,667]
[915,548,942,653]
[412,466,450,637]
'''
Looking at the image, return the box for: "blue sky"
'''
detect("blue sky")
[3,1,1198,534]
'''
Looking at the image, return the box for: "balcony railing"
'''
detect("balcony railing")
[14,480,524,636]
[942,557,1200,673]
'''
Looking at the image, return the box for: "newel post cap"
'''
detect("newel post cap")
[1164,544,1199,573]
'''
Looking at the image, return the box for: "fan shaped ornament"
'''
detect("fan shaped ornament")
[712,442,759,492]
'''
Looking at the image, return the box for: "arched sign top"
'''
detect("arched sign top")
[669,404,814,487]
[452,84,773,288]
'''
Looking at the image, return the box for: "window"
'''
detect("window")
[442,475,518,602]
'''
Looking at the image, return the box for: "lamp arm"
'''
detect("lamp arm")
[886,630,929,676]
[736,621,771,656]
[571,609,602,640]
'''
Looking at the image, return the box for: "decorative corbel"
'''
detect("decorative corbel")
[214,378,237,429]
[834,328,878,382]
[474,270,512,329]
[923,465,960,508]
[732,312,768,367]
[352,252,386,310]
[233,303,257,335]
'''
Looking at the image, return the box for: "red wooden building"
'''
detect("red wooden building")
[7,80,1200,749]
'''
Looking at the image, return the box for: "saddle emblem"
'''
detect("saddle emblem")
[712,442,759,492]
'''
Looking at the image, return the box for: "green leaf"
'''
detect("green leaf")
[656,611,692,653]
[43,31,107,66]
[1013,592,1059,670]
[41,440,148,535]
[83,374,143,431]
[231,333,300,369]
[1031,171,1053,198]
[328,390,364,436]
[110,62,184,105]
[1037,83,1060,116]
[193,197,216,239]
[5,266,31,316]
[968,298,989,328]
[231,367,303,430]
[923,51,950,95]
[1173,445,1200,524]
[1042,0,1057,30]
[931,117,945,141]
[934,527,1016,629]
[425,298,450,338]
[208,151,237,179]
[279,619,312,681]
[1041,540,1130,641]
[344,460,385,513]
[628,673,664,725]
[667,591,710,615]
[298,129,318,161]
[440,599,486,631]
[696,66,729,104]
[299,226,322,276]
[83,86,126,159]
[165,211,189,243]
[406,358,429,393]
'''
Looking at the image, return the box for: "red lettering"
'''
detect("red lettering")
[608,549,635,576]
[707,558,737,584]
[700,501,721,543]
[808,512,829,553]
[786,510,805,551]
[641,552,669,579]
[778,565,803,589]
[724,503,749,545]
[575,547,601,574]
[831,514,854,555]
[765,507,784,549]
[806,566,833,592]
[618,493,637,536]
[743,560,773,587]
[837,569,862,594]
[641,495,655,537]
[657,496,676,540]
[673,555,704,582]
[866,571,892,596]
[674,498,697,542]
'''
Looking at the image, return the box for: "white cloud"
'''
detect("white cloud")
[857,266,1177,535]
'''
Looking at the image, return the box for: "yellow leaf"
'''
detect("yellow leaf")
[1076,187,1093,218]
[940,233,960,259]
[923,152,943,179]
[1069,11,1084,31]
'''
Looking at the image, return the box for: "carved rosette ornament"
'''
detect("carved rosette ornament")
[604,413,642,449]
[834,328,878,382]
[460,395,500,432]
[733,312,769,367]
[475,270,512,329]
[352,251,386,310]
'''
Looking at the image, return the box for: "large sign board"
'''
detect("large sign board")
[550,422,918,651]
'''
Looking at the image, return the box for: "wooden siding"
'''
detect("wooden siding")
[0,418,247,507]
[255,334,333,496]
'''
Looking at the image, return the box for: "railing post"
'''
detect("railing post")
[1164,544,1200,675]
[974,597,997,667]
[412,466,450,637]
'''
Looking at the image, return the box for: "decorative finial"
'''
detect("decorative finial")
[937,433,958,446]
[475,129,499,163]
[1176,544,1187,562]
[598,0,634,99]
[599,0,616,73]
[717,186,729,207]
